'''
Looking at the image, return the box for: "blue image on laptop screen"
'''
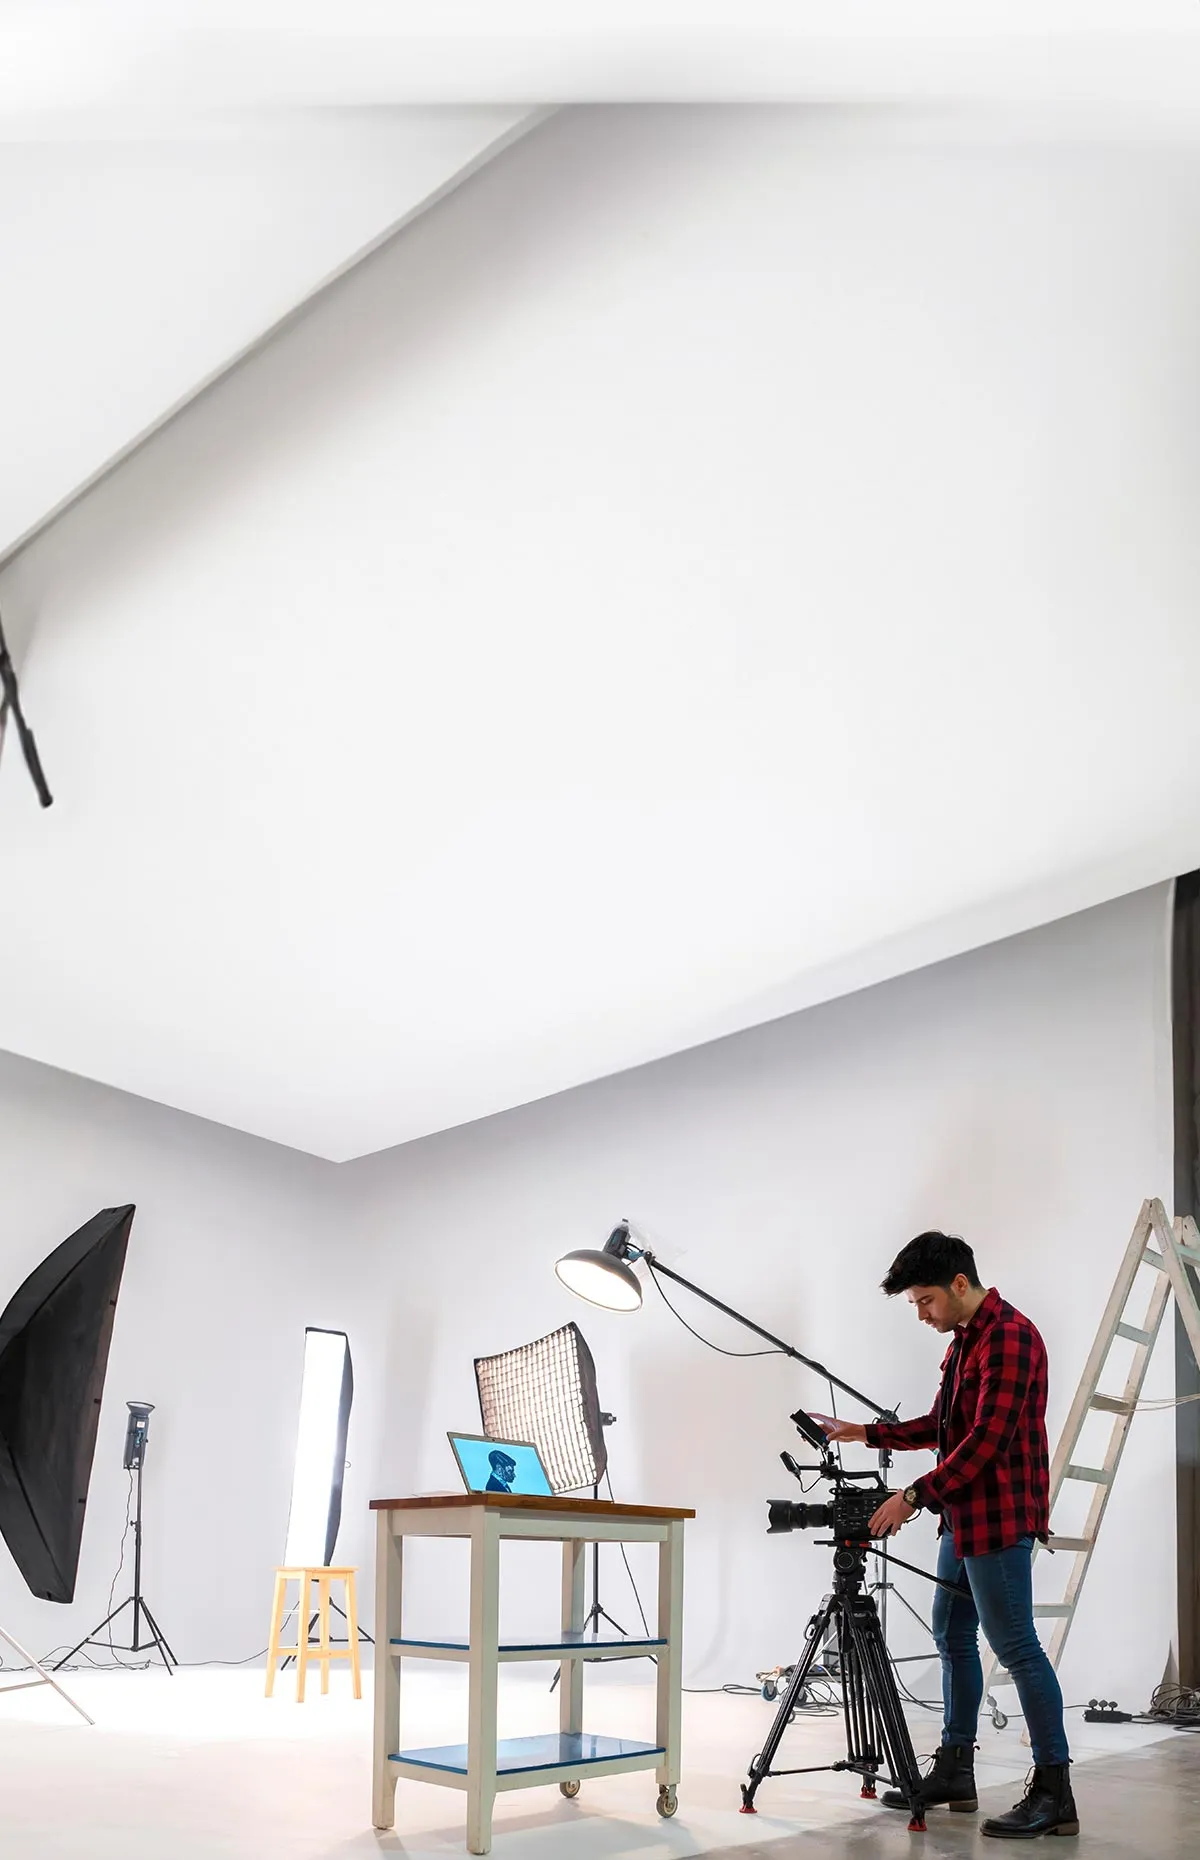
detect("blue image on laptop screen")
[450,1435,553,1497]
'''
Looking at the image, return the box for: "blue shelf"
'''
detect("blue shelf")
[392,1630,664,1656]
[392,1733,665,1776]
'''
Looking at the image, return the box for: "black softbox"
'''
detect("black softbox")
[0,1205,134,1602]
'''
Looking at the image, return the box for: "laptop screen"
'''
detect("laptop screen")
[448,1432,554,1497]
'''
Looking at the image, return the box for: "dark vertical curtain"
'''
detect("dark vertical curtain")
[1172,872,1200,1686]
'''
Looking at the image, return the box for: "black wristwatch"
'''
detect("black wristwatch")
[902,1485,920,1509]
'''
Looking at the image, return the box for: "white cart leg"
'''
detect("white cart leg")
[655,1519,684,1798]
[466,1508,501,1855]
[560,1536,586,1742]
[372,1513,403,1830]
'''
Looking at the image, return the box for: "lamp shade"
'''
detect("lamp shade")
[555,1247,643,1312]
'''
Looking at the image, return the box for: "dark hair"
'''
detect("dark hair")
[881,1231,982,1296]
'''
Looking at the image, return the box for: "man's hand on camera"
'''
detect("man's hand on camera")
[810,1414,868,1445]
[869,1491,917,1537]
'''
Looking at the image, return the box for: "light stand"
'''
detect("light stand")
[547,1411,636,1695]
[472,1327,646,1688]
[53,1402,176,1674]
[0,1623,93,1724]
[578,1416,629,1642]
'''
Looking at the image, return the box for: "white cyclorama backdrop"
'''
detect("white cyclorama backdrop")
[348,885,1175,1706]
[0,884,1175,1698]
[0,1056,364,1660]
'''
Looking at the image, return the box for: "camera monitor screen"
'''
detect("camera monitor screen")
[448,1432,553,1498]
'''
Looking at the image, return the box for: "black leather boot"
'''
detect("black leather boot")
[981,1763,1079,1839]
[881,1742,977,1813]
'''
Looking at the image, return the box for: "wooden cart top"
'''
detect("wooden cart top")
[370,1492,695,1519]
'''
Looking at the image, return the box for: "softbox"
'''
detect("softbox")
[0,1205,134,1602]
[475,1322,608,1494]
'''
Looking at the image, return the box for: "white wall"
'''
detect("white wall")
[0,881,1175,1705]
[0,1049,368,1661]
[346,883,1176,1705]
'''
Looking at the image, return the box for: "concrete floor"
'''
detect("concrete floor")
[0,1664,1194,1858]
[704,1736,1200,1858]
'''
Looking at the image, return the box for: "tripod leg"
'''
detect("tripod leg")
[139,1600,178,1671]
[836,1607,881,1799]
[325,1596,374,1646]
[847,1595,927,1831]
[50,1597,134,1671]
[0,1623,95,1725]
[740,1597,834,1814]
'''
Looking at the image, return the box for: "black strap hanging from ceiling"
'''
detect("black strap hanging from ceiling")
[0,603,53,807]
[1172,872,1200,1686]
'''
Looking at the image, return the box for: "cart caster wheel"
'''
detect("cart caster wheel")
[656,1785,678,1818]
[991,1710,1008,1731]
[761,1680,777,1702]
[560,1780,581,1799]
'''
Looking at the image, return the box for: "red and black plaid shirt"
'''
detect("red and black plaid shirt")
[863,1287,1050,1558]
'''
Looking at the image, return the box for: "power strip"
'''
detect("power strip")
[1083,1706,1132,1723]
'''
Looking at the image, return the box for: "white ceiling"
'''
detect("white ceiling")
[5,4,1200,113]
[0,108,536,558]
[2,107,1199,1161]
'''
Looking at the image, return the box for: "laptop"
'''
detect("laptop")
[447,1431,554,1498]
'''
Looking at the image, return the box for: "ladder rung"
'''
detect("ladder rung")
[1090,1393,1135,1415]
[1142,1248,1166,1271]
[1064,1464,1110,1484]
[1032,1604,1073,1618]
[1114,1322,1152,1346]
[1179,1242,1200,1270]
[1046,1536,1092,1553]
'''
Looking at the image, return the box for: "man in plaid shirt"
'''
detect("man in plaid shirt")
[812,1231,1077,1841]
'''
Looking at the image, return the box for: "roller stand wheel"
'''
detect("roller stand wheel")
[656,1784,678,1817]
[559,1779,580,1799]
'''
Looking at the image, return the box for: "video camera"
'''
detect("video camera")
[765,1406,890,1543]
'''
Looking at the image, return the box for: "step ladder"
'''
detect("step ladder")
[985,1198,1200,1691]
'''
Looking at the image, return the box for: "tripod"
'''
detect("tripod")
[53,1451,176,1674]
[740,1539,928,1831]
[549,1475,632,1694]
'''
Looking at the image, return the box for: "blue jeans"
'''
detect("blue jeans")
[932,1532,1070,1767]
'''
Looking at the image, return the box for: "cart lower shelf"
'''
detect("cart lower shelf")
[391,1730,665,1788]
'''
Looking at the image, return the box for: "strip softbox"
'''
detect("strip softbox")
[0,1205,134,1602]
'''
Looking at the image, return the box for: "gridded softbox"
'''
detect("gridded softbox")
[474,1321,607,1493]
[0,1205,134,1602]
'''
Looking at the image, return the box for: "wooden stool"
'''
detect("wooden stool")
[265,1565,362,1702]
